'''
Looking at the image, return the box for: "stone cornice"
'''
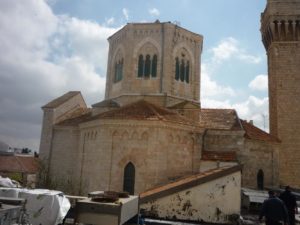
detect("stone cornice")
[261,14,300,50]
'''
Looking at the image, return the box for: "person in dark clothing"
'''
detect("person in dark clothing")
[259,190,289,225]
[280,186,298,225]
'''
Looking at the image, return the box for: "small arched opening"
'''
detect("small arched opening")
[123,162,135,195]
[257,169,264,190]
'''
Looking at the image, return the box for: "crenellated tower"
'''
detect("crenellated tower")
[261,0,300,187]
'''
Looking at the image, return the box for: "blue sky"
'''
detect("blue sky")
[0,0,269,150]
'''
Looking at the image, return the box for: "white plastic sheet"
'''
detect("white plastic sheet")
[0,176,16,188]
[0,188,71,225]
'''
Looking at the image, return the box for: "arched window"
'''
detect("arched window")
[114,63,118,82]
[185,61,190,83]
[123,162,135,195]
[144,55,151,77]
[138,55,144,77]
[257,169,264,190]
[180,59,185,82]
[175,57,180,80]
[114,59,123,82]
[151,55,157,77]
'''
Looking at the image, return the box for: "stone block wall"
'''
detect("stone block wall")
[203,130,244,152]
[268,43,300,187]
[239,139,279,188]
[48,127,81,193]
[70,120,201,195]
[39,93,86,161]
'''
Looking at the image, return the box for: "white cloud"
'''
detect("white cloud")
[201,64,235,98]
[149,8,160,16]
[122,8,129,21]
[105,17,115,26]
[0,0,121,150]
[202,37,268,131]
[211,37,262,64]
[233,96,269,131]
[249,74,268,91]
[211,37,238,62]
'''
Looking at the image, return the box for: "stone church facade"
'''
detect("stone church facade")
[39,0,299,195]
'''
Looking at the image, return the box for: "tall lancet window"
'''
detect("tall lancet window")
[152,55,157,77]
[175,57,180,81]
[114,49,124,83]
[138,55,144,78]
[114,58,123,82]
[185,61,190,83]
[180,59,185,82]
[144,55,151,77]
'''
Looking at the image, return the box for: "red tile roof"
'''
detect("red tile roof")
[57,100,197,126]
[0,155,39,174]
[199,108,242,130]
[57,108,92,126]
[168,100,200,109]
[140,165,242,203]
[241,120,280,142]
[42,91,81,109]
[202,150,237,162]
[91,100,197,125]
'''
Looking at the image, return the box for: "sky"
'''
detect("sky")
[0,0,269,151]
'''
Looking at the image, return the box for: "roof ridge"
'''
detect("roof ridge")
[201,108,235,111]
[42,91,82,109]
[240,120,280,142]
[140,165,242,203]
[145,102,164,120]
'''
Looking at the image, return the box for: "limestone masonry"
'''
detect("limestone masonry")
[39,0,300,195]
[261,0,300,188]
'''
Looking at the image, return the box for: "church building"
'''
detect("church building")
[39,0,300,196]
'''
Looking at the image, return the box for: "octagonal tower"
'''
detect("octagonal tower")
[104,21,203,106]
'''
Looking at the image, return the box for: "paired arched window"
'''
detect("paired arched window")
[137,54,157,78]
[123,162,135,195]
[175,57,190,83]
[114,58,123,82]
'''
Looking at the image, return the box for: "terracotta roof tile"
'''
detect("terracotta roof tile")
[91,100,197,125]
[168,101,200,109]
[202,150,237,162]
[199,108,242,130]
[57,100,197,126]
[140,165,242,203]
[42,91,81,109]
[57,108,92,126]
[241,120,280,142]
[0,155,39,174]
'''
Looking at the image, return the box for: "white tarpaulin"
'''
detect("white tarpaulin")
[0,176,17,188]
[0,188,70,225]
